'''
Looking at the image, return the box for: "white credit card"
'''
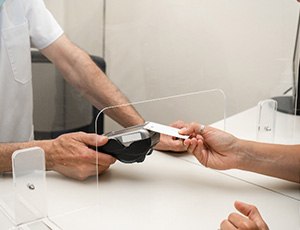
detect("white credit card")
[144,122,189,140]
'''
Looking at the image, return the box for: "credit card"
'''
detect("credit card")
[144,122,189,140]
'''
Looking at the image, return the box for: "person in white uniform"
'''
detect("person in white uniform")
[0,0,186,180]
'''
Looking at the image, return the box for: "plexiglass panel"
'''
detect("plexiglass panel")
[94,90,226,229]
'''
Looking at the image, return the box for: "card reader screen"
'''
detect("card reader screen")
[121,133,142,143]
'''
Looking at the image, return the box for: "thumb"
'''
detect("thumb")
[170,120,186,129]
[179,125,196,135]
[179,123,204,135]
[234,201,264,223]
[77,133,108,147]
[179,127,189,135]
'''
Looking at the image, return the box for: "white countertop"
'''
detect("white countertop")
[0,107,299,229]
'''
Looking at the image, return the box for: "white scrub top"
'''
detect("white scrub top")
[0,0,63,142]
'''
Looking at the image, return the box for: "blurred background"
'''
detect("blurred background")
[36,0,298,132]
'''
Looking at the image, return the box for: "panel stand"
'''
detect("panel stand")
[0,147,60,229]
[256,99,278,143]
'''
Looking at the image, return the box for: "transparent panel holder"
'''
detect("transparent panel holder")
[256,98,300,145]
[94,89,226,229]
[256,99,278,143]
[0,147,59,229]
[0,147,99,228]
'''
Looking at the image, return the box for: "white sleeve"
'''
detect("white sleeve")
[22,0,64,49]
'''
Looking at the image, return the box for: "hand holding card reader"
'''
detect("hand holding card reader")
[98,122,160,163]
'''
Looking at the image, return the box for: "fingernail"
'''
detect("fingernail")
[179,127,187,134]
[98,135,108,142]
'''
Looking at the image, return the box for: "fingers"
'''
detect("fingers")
[185,137,198,153]
[221,212,258,230]
[77,132,108,147]
[170,139,187,152]
[179,122,204,136]
[154,133,187,152]
[96,152,117,166]
[227,212,250,228]
[56,155,114,181]
[220,219,237,230]
[73,132,116,165]
[170,120,186,129]
[220,201,269,230]
[184,137,204,153]
[83,145,116,166]
[50,132,116,180]
[64,164,109,181]
[234,201,256,216]
[179,122,198,135]
[234,201,269,229]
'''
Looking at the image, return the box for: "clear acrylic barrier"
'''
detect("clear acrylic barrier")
[0,90,226,230]
[98,89,226,133]
[94,90,226,229]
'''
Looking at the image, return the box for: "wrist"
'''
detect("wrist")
[36,140,55,170]
[234,139,256,171]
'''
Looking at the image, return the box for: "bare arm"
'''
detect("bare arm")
[39,35,188,153]
[237,140,300,183]
[0,141,49,173]
[40,34,144,127]
[180,124,300,183]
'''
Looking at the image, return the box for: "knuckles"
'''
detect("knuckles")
[72,164,95,181]
[220,219,228,228]
[238,221,256,230]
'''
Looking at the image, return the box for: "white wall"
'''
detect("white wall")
[104,0,298,114]
[44,0,104,56]
[43,0,299,130]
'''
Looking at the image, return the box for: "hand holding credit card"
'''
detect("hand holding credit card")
[144,122,189,140]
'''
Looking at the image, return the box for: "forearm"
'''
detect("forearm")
[77,56,144,127]
[0,140,53,173]
[237,140,300,183]
[68,52,143,126]
[41,35,144,127]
